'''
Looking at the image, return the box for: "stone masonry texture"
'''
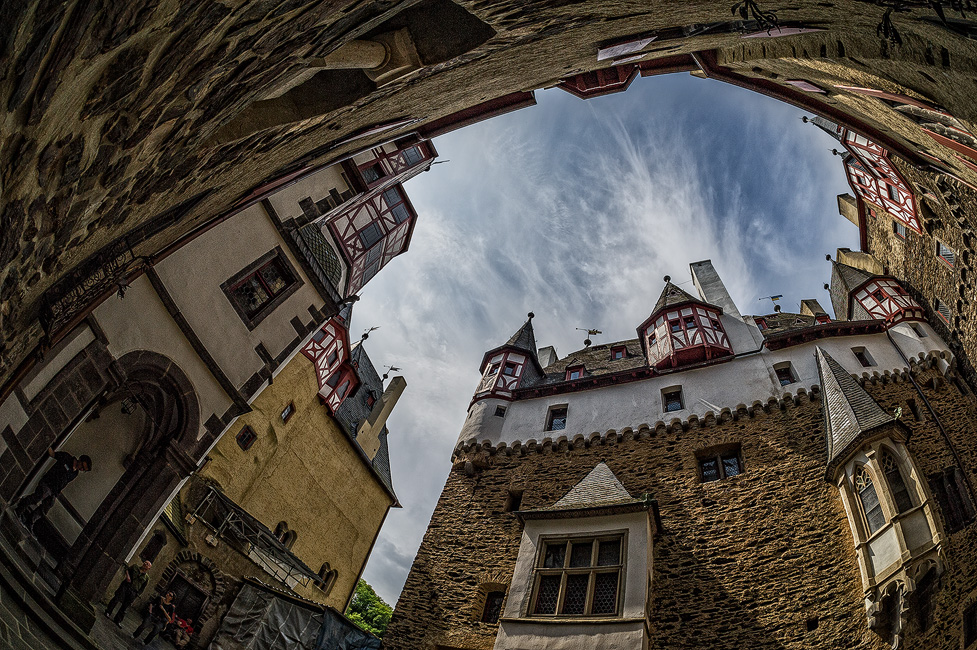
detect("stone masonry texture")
[4,0,977,392]
[386,364,977,650]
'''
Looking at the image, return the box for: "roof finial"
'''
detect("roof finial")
[528,312,535,320]
[663,275,671,283]
[825,254,832,261]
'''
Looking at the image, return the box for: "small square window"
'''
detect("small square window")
[546,407,568,431]
[503,362,518,377]
[684,316,697,329]
[893,222,907,239]
[710,318,722,330]
[872,288,886,302]
[236,425,257,451]
[223,249,300,329]
[359,222,384,249]
[495,406,507,418]
[281,402,295,423]
[670,320,682,333]
[648,333,657,346]
[886,183,899,201]
[775,364,796,386]
[566,366,584,381]
[697,445,743,482]
[663,388,684,413]
[361,163,384,184]
[937,241,956,266]
[852,347,875,368]
[611,346,626,360]
[403,146,424,166]
[755,318,767,331]
[504,490,522,512]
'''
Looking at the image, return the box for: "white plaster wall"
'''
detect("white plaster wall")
[21,325,94,401]
[458,331,946,450]
[94,275,230,439]
[265,166,349,220]
[155,203,324,389]
[497,511,650,650]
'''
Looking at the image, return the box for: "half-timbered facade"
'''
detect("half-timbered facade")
[638,282,732,370]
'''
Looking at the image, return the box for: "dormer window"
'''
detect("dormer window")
[816,315,831,324]
[610,346,627,360]
[755,318,768,330]
[566,366,584,381]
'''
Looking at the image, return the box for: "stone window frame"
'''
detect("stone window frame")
[661,386,684,413]
[836,439,940,576]
[936,239,956,267]
[221,247,303,331]
[236,425,257,451]
[527,532,626,618]
[695,443,744,483]
[474,583,508,625]
[773,361,797,386]
[546,405,568,432]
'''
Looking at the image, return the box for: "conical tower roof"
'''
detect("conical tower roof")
[651,281,708,316]
[504,313,538,356]
[816,347,896,475]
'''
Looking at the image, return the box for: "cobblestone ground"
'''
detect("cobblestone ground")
[89,606,179,650]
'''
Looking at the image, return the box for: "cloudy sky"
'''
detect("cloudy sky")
[350,72,858,605]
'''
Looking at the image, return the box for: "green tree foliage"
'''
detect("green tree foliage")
[345,579,393,638]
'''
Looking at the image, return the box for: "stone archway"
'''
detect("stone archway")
[156,550,227,635]
[61,350,201,602]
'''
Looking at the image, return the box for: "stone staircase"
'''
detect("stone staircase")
[0,507,100,650]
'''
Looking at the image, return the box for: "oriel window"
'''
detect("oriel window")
[530,536,623,617]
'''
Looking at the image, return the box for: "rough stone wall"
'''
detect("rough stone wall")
[864,162,977,388]
[200,350,393,610]
[5,1,977,390]
[386,364,977,650]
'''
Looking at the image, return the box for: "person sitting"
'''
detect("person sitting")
[133,590,176,644]
[105,560,151,627]
[15,447,91,532]
[172,617,194,649]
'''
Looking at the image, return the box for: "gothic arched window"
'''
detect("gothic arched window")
[855,466,886,534]
[881,450,914,514]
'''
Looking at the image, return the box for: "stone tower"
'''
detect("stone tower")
[386,260,977,650]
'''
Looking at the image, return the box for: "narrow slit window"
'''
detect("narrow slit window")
[937,241,956,266]
[855,466,886,534]
[495,406,507,418]
[936,299,952,323]
[281,402,296,423]
[881,450,914,513]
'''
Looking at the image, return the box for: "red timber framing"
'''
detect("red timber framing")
[324,182,419,296]
[638,302,732,370]
[355,140,436,190]
[301,314,359,414]
[850,277,926,323]
[556,55,697,100]
[841,130,921,233]
[473,350,528,402]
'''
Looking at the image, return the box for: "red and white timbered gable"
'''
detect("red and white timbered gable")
[301,315,360,414]
[639,303,732,370]
[325,183,417,296]
[353,140,436,189]
[474,351,529,401]
[842,131,920,234]
[852,278,924,324]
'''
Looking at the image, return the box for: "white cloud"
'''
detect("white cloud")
[354,73,856,604]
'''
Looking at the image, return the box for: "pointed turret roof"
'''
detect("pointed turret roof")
[806,115,843,142]
[816,347,897,477]
[652,281,709,315]
[505,314,538,356]
[829,260,877,320]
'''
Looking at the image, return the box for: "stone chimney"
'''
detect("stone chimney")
[356,376,407,461]
[800,299,828,318]
[837,248,884,276]
[690,260,741,318]
[837,194,859,227]
[537,346,558,368]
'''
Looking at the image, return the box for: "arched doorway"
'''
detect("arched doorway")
[56,350,202,603]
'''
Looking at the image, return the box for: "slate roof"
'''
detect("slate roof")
[756,312,818,338]
[536,339,648,385]
[815,347,895,468]
[334,342,396,500]
[505,316,538,356]
[552,462,638,509]
[830,261,875,320]
[651,282,705,315]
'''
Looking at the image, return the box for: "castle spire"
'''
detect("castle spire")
[815,347,897,479]
[504,312,538,357]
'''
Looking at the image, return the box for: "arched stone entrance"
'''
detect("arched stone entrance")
[57,350,202,602]
[156,550,226,640]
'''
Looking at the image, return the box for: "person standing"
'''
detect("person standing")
[105,560,152,626]
[133,590,177,644]
[15,447,91,532]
